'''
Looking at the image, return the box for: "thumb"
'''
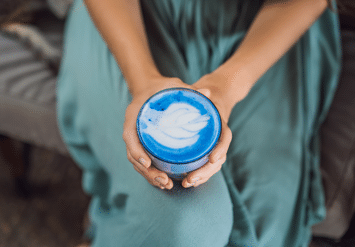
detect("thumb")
[196,88,211,99]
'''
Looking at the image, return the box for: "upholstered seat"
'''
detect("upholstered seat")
[0,12,68,155]
[312,28,355,240]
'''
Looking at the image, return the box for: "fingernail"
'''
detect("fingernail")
[155,177,165,186]
[160,186,165,190]
[139,157,148,168]
[184,182,193,188]
[191,177,200,183]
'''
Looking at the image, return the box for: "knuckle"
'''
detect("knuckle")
[212,164,221,173]
[220,155,227,163]
[129,150,138,160]
[127,155,134,163]
[226,128,232,140]
[127,154,133,163]
[123,129,135,141]
[122,131,129,141]
[127,153,137,164]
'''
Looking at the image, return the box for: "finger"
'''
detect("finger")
[127,150,173,189]
[164,178,174,190]
[127,150,146,174]
[122,125,151,169]
[149,166,174,189]
[209,122,232,164]
[132,164,153,185]
[182,155,226,188]
[128,151,162,187]
[148,166,174,189]
[131,165,166,189]
[127,150,151,181]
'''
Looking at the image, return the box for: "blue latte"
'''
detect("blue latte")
[137,88,221,179]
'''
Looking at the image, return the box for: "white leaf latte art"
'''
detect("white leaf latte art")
[141,103,210,149]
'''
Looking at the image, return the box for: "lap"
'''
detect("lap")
[61,61,302,246]
[90,171,233,247]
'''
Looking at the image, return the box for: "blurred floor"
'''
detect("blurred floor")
[0,139,90,247]
[1,139,354,247]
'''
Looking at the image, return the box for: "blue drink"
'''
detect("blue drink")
[137,88,221,179]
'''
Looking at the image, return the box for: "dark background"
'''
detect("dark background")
[0,139,90,247]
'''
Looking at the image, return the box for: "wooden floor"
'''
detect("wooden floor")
[0,139,90,247]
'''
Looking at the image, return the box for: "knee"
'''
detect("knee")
[157,175,233,247]
[171,201,233,247]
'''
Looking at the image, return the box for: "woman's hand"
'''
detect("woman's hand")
[181,72,243,188]
[122,76,196,190]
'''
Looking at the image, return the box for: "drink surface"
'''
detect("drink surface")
[137,88,221,164]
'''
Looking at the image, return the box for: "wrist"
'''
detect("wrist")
[211,63,255,106]
[126,70,164,98]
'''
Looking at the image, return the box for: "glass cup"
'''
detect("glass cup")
[137,88,221,179]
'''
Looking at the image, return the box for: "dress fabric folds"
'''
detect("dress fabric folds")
[56,0,341,246]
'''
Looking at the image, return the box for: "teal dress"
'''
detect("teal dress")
[57,0,341,246]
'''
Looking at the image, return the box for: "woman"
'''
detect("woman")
[57,0,341,246]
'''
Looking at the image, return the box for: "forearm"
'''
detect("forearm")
[84,0,161,95]
[215,0,329,108]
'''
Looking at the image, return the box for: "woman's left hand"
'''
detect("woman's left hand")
[181,72,238,188]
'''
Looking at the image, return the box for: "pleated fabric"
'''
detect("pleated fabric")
[56,0,341,246]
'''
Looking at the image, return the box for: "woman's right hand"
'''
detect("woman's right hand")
[122,76,196,190]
